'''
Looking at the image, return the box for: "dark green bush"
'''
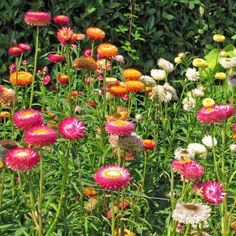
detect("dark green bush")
[1,0,236,75]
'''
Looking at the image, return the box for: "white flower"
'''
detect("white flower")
[163,82,178,100]
[220,57,236,69]
[182,96,196,111]
[150,69,166,81]
[188,143,207,157]
[191,87,204,97]
[185,68,199,81]
[202,135,217,149]
[174,147,195,160]
[230,144,236,152]
[157,58,174,73]
[134,114,143,122]
[172,202,211,228]
[140,75,157,87]
[151,83,177,102]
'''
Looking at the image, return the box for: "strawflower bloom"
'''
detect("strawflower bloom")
[157,58,174,73]
[193,58,208,68]
[8,46,23,56]
[0,87,15,105]
[86,27,105,40]
[9,71,33,86]
[24,11,51,26]
[59,117,86,140]
[42,74,51,85]
[57,27,73,44]
[73,57,98,71]
[83,48,92,57]
[202,135,217,149]
[24,126,57,146]
[140,75,156,87]
[97,43,118,59]
[202,181,226,205]
[53,15,69,24]
[5,147,40,171]
[143,139,156,150]
[57,75,69,84]
[118,133,143,152]
[105,120,134,136]
[123,69,142,81]
[213,34,225,43]
[113,55,124,63]
[220,57,236,69]
[187,143,207,158]
[185,68,199,81]
[13,109,43,130]
[150,69,166,81]
[71,33,85,43]
[109,84,128,97]
[83,187,97,198]
[215,72,226,80]
[125,80,144,93]
[48,53,65,63]
[172,202,211,228]
[18,43,31,51]
[94,165,130,190]
[174,147,195,160]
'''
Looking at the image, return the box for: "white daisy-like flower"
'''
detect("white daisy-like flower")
[185,68,199,81]
[118,133,143,152]
[151,83,177,102]
[163,82,178,100]
[182,96,196,111]
[157,58,174,73]
[191,87,204,97]
[174,147,195,160]
[140,75,157,87]
[188,143,207,158]
[134,114,143,122]
[230,144,236,152]
[172,202,211,228]
[150,69,167,81]
[202,135,217,149]
[220,57,236,69]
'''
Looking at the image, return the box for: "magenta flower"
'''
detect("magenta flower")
[105,120,134,136]
[24,126,57,146]
[202,181,226,205]
[13,109,43,130]
[42,74,51,85]
[24,11,51,26]
[18,43,31,52]
[53,15,69,24]
[5,147,40,171]
[94,165,130,190]
[59,117,86,140]
[48,53,65,63]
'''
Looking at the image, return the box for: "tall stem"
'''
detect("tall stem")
[38,157,43,236]
[0,167,6,211]
[111,192,115,236]
[141,151,147,190]
[211,125,220,181]
[29,26,40,108]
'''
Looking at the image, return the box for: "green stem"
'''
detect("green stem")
[141,151,147,190]
[211,125,220,181]
[29,26,40,109]
[0,167,6,210]
[46,141,71,235]
[111,192,115,236]
[38,158,43,236]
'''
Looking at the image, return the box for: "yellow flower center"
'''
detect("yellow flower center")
[103,169,122,178]
[32,128,49,135]
[16,150,29,158]
[202,98,215,107]
[113,120,128,126]
[21,111,34,117]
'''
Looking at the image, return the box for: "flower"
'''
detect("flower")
[18,43,31,51]
[0,87,15,105]
[157,58,174,73]
[172,202,211,227]
[123,69,142,81]
[115,228,136,236]
[48,53,65,63]
[13,109,43,130]
[8,46,23,56]
[57,27,73,44]
[220,57,236,69]
[191,86,204,97]
[174,57,182,64]
[0,111,10,118]
[42,74,51,85]
[84,197,98,211]
[213,34,225,42]
[202,135,217,149]
[24,126,57,146]
[105,120,134,136]
[230,143,236,152]
[135,114,143,122]
[118,133,143,152]
[106,77,118,85]
[109,85,128,97]
[113,55,124,63]
[174,147,195,160]
[24,11,51,26]
[202,181,226,205]
[143,139,156,150]
[94,165,130,190]
[150,69,166,80]
[193,58,208,68]
[84,48,92,57]
[215,72,226,80]
[86,27,105,40]
[83,187,97,198]
[187,143,207,157]
[185,68,199,81]
[59,117,86,140]
[5,147,40,171]
[53,15,69,24]
[9,71,33,86]
[140,75,156,87]
[57,75,69,84]
[182,96,196,111]
[71,33,85,43]
[73,57,98,71]
[97,43,118,59]
[125,81,144,93]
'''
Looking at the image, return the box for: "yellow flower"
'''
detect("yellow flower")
[174,57,182,64]
[192,58,208,68]
[202,98,215,107]
[213,34,225,43]
[215,72,226,80]
[0,161,4,168]
[220,50,228,58]
[178,52,186,59]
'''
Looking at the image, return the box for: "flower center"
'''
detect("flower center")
[183,204,199,211]
[113,120,128,126]
[16,150,29,158]
[33,128,49,135]
[103,169,122,178]
[21,111,34,118]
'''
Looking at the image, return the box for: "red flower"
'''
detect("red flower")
[8,47,23,56]
[24,11,51,26]
[48,54,65,63]
[53,15,69,24]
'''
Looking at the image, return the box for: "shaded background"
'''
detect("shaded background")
[0,0,236,75]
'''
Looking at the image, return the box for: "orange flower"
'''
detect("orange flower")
[86,27,105,40]
[57,75,69,84]
[125,80,144,93]
[57,27,73,44]
[83,187,97,198]
[9,71,33,86]
[71,33,85,43]
[123,69,142,81]
[0,87,15,105]
[97,43,118,59]
[110,85,128,97]
[143,139,156,150]
[145,86,152,93]
[73,57,98,71]
[0,111,11,118]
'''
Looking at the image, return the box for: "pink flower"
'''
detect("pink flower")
[13,109,43,130]
[197,104,235,124]
[105,120,135,136]
[24,11,51,26]
[53,15,69,24]
[24,126,57,146]
[42,74,51,85]
[84,48,92,57]
[85,77,93,84]
[232,123,236,133]
[59,117,86,140]
[9,63,16,73]
[48,53,65,63]
[8,46,23,56]
[192,182,204,195]
[18,43,31,51]
[94,165,130,190]
[113,55,124,63]
[202,181,226,205]
[22,60,29,66]
[5,147,40,171]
